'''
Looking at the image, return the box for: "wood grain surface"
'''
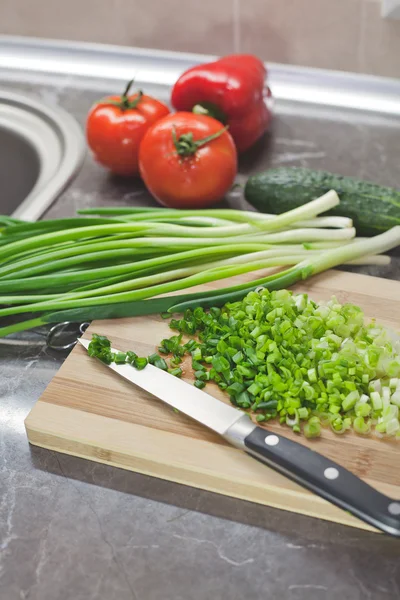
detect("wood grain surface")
[25,269,400,532]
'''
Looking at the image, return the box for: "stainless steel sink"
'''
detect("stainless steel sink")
[0,90,86,221]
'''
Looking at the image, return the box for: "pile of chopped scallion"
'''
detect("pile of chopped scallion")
[89,287,400,439]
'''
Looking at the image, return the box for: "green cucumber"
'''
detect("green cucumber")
[244,167,400,237]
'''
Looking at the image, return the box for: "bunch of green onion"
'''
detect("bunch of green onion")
[0,189,399,338]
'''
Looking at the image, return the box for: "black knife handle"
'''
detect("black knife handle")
[245,426,400,536]
[224,416,400,536]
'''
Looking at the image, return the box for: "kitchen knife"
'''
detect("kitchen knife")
[78,337,400,536]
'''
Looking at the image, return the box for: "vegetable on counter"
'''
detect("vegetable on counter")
[171,55,272,152]
[139,112,237,208]
[0,193,399,338]
[86,80,170,176]
[245,167,400,237]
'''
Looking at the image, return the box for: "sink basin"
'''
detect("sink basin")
[0,91,86,221]
[0,124,40,215]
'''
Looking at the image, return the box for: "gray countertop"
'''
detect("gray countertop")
[1,75,400,600]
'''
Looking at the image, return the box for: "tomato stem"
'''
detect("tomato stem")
[99,81,143,111]
[120,80,143,109]
[172,126,229,157]
[122,79,134,99]
[121,88,143,111]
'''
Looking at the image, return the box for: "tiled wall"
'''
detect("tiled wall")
[0,0,399,78]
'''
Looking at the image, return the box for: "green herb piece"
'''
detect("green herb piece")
[303,417,321,438]
[114,352,128,364]
[133,356,148,370]
[194,379,206,389]
[126,350,138,364]
[148,354,168,371]
[168,367,183,378]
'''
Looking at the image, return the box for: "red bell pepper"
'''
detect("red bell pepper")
[171,54,272,153]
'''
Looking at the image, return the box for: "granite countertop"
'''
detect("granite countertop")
[1,77,400,600]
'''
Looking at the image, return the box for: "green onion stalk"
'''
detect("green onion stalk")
[0,192,398,338]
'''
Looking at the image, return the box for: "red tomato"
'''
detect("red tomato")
[86,81,170,176]
[138,112,237,208]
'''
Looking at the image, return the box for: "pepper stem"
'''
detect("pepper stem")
[172,126,229,157]
[192,102,227,124]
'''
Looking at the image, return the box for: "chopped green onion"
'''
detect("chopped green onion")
[304,417,321,438]
[84,255,400,441]
[133,357,148,370]
[126,350,138,364]
[114,352,128,364]
[342,390,359,412]
[371,392,382,411]
[194,379,206,389]
[168,367,183,378]
[353,416,371,435]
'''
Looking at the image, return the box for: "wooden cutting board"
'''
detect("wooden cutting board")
[25,269,400,532]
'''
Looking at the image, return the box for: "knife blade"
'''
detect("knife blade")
[78,337,400,537]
